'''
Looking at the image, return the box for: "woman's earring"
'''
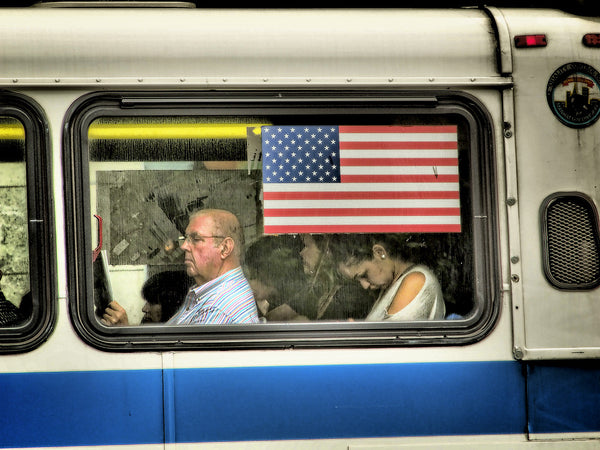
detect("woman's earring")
[381,255,386,259]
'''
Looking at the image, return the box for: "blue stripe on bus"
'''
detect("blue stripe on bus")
[169,360,526,443]
[527,361,600,434]
[0,369,164,448]
[3,360,597,448]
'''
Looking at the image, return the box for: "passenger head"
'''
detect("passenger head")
[244,235,304,306]
[299,234,343,286]
[299,234,325,275]
[179,209,245,285]
[141,271,192,323]
[330,234,416,292]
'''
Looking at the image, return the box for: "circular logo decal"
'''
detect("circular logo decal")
[546,62,600,128]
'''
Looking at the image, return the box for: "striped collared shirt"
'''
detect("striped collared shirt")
[167,267,258,325]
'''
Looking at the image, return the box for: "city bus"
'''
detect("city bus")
[1,2,599,449]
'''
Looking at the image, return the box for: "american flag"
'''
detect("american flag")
[261,125,461,234]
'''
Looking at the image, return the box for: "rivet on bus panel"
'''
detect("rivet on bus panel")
[513,347,524,360]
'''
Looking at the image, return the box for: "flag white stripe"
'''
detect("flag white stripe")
[265,182,460,192]
[339,132,458,142]
[340,166,459,175]
[340,149,459,158]
[264,199,460,209]
[264,216,462,226]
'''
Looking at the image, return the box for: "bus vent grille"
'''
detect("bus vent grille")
[543,193,600,290]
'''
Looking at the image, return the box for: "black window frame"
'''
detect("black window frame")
[0,92,56,354]
[64,90,499,351]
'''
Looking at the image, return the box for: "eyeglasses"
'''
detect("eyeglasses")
[178,234,225,245]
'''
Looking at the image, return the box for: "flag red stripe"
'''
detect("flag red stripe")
[340,141,457,150]
[263,224,463,233]
[339,125,457,133]
[263,191,460,200]
[341,174,459,183]
[264,208,461,217]
[340,158,458,166]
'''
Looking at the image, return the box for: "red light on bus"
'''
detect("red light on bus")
[514,34,547,48]
[583,34,600,47]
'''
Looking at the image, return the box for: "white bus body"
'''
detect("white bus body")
[0,5,599,449]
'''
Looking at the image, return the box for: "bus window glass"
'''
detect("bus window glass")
[0,117,31,327]
[87,113,476,328]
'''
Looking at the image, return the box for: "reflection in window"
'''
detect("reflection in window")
[0,117,31,327]
[87,115,474,327]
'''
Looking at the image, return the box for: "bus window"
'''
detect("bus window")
[0,118,29,327]
[0,98,55,352]
[66,92,498,350]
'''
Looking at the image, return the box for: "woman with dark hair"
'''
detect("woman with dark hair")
[300,234,371,320]
[244,235,309,321]
[330,234,445,321]
[245,234,370,321]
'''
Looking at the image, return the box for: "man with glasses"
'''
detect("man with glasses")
[166,209,258,325]
[103,209,258,325]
